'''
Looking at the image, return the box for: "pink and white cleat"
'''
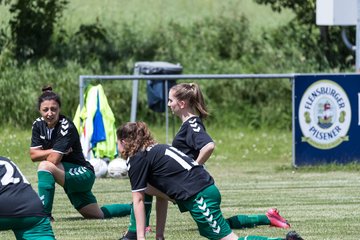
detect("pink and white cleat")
[266,208,290,229]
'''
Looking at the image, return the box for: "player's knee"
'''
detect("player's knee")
[38,161,56,171]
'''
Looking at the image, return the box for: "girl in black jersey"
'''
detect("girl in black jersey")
[0,156,55,240]
[168,83,214,164]
[116,122,303,240]
[169,83,291,230]
[120,83,292,240]
[120,82,214,240]
[30,86,131,220]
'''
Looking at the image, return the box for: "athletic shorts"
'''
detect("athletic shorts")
[176,184,232,240]
[62,162,97,210]
[0,217,55,240]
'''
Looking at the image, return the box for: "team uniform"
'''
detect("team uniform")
[31,115,97,210]
[0,156,55,240]
[121,117,215,239]
[172,116,213,160]
[127,144,232,239]
[171,116,292,233]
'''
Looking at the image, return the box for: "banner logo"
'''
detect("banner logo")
[299,80,351,149]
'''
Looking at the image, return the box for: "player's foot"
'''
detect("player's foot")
[266,208,290,229]
[119,226,152,240]
[119,230,136,240]
[285,231,304,240]
[119,235,134,240]
[119,236,132,240]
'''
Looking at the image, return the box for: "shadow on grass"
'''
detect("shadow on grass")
[57,216,87,221]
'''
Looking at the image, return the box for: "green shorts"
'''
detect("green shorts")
[0,217,55,240]
[176,184,232,240]
[63,162,97,210]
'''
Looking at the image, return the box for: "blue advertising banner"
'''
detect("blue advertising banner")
[293,74,360,166]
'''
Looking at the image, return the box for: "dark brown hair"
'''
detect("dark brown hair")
[37,85,61,110]
[116,122,157,159]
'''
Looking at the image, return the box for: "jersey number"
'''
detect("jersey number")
[0,160,29,186]
[165,146,198,170]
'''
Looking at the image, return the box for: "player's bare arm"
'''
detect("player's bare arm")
[46,151,63,165]
[132,191,146,239]
[196,142,215,165]
[155,196,168,240]
[29,147,53,162]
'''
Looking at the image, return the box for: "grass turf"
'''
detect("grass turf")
[1,125,360,239]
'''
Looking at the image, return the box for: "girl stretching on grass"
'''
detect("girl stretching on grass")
[120,83,292,240]
[30,86,131,221]
[116,121,303,240]
[168,82,290,230]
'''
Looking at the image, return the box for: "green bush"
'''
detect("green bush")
[0,8,354,129]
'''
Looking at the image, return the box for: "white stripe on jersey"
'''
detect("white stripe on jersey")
[132,187,147,193]
[165,148,193,170]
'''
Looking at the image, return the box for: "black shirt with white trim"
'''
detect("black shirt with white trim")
[172,116,213,160]
[128,144,214,201]
[0,156,46,217]
[31,115,93,172]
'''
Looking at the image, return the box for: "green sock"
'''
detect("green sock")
[144,194,153,226]
[127,194,153,232]
[100,203,132,218]
[128,204,137,232]
[238,236,284,240]
[37,170,55,216]
[227,215,270,229]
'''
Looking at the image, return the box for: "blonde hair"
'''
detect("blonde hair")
[170,83,209,119]
[116,122,157,159]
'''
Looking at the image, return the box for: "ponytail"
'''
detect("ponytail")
[170,83,209,119]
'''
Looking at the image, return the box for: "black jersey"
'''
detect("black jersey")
[172,116,213,160]
[128,144,214,201]
[0,156,46,217]
[31,115,93,172]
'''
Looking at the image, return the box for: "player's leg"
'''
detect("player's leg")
[226,208,290,229]
[100,203,132,218]
[37,161,65,217]
[178,184,233,240]
[237,231,304,240]
[62,162,131,219]
[63,162,103,218]
[69,189,132,219]
[120,194,153,240]
[8,217,55,240]
[237,236,283,240]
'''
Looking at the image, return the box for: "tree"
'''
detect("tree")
[254,0,355,70]
[0,0,68,60]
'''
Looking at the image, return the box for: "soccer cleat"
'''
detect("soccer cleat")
[266,208,290,229]
[285,231,304,240]
[119,236,134,240]
[119,226,152,240]
[119,231,136,240]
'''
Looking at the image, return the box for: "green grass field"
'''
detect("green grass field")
[1,125,360,240]
[61,0,292,32]
[0,1,357,239]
